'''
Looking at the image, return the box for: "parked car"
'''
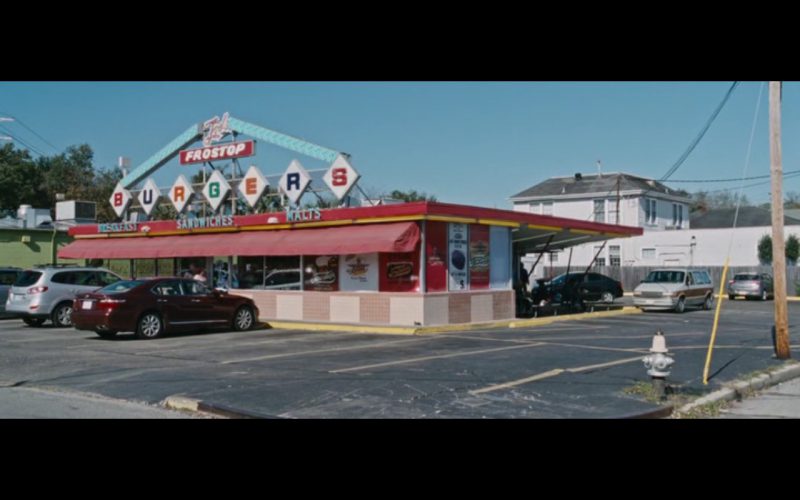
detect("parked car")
[71,278,259,339]
[533,272,624,306]
[4,266,123,327]
[0,267,23,318]
[727,272,773,301]
[633,269,714,313]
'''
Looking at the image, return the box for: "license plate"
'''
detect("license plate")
[13,294,23,301]
[81,300,93,310]
[645,300,654,304]
[737,291,746,296]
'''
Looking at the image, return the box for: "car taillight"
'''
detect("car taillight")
[98,298,126,310]
[27,286,48,294]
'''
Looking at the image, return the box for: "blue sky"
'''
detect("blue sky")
[1,81,797,208]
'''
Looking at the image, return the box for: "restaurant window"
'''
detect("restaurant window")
[237,256,264,289]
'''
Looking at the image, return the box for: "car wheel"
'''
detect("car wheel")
[728,294,735,301]
[233,306,255,331]
[136,312,164,340]
[22,317,46,327]
[703,294,713,310]
[761,289,768,301]
[601,291,614,304]
[52,302,74,328]
[674,297,686,313]
[95,330,118,339]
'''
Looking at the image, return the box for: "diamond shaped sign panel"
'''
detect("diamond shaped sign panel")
[169,174,194,214]
[138,178,161,216]
[109,183,132,218]
[238,165,269,208]
[323,155,360,201]
[202,170,231,212]
[279,159,311,205]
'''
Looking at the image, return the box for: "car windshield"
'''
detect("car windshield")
[99,280,146,294]
[733,274,759,281]
[643,271,685,283]
[548,274,580,285]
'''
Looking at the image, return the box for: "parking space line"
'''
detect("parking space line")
[565,355,645,373]
[470,369,565,395]
[328,343,544,374]
[221,337,436,364]
[470,355,646,395]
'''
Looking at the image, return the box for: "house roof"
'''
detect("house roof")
[510,172,685,200]
[690,207,800,229]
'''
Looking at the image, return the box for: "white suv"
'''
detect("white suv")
[5,266,123,327]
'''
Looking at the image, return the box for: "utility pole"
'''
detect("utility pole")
[769,81,791,359]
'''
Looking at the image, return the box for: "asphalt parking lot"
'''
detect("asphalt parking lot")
[1,299,798,418]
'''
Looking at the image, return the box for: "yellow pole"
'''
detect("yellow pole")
[703,257,730,384]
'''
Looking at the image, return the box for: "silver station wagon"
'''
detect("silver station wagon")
[633,269,715,313]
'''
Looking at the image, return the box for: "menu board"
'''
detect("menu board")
[339,253,379,291]
[469,224,490,289]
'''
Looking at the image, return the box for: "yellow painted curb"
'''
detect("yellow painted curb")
[265,320,418,335]
[509,306,642,328]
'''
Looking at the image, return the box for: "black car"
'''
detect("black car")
[533,272,624,305]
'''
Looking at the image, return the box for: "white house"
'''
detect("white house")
[510,172,692,278]
[511,172,800,279]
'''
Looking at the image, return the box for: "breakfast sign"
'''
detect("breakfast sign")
[109,113,361,219]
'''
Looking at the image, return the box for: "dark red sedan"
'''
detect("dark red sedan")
[71,278,259,339]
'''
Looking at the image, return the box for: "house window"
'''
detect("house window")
[645,199,657,225]
[594,200,605,223]
[642,248,656,260]
[609,202,619,224]
[529,202,540,214]
[678,205,684,227]
[542,202,553,216]
[550,252,558,263]
[609,245,621,266]
[593,246,606,267]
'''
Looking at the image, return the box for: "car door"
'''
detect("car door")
[180,280,228,324]
[150,280,190,327]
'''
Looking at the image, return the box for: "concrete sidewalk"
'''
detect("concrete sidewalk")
[718,377,800,418]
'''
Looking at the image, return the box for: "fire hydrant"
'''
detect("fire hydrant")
[642,330,674,400]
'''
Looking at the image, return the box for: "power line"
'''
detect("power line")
[701,171,800,195]
[0,125,48,156]
[0,111,61,153]
[660,81,740,182]
[666,168,800,183]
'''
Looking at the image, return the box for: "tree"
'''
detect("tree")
[786,234,800,266]
[758,234,772,264]
[690,190,751,213]
[388,189,437,202]
[0,143,48,210]
[785,192,800,209]
[757,234,800,265]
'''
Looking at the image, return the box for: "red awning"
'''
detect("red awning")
[58,221,420,259]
